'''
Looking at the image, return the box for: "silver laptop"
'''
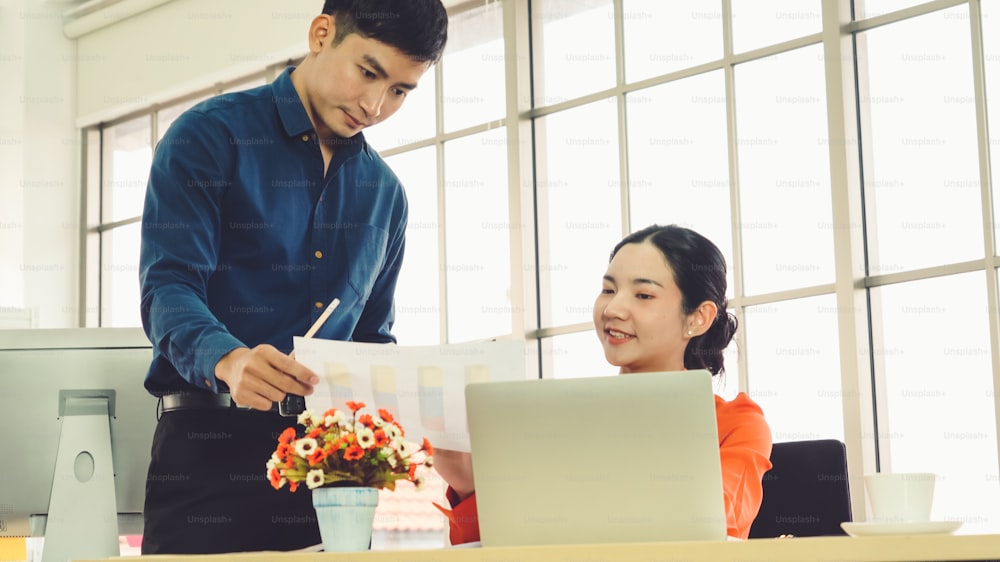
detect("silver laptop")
[465,370,727,547]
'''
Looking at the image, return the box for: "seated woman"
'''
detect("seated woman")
[434,224,773,543]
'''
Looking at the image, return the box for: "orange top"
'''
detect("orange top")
[435,392,772,544]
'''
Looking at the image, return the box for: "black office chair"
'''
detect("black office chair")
[748,439,853,538]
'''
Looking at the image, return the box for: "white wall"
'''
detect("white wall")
[0,0,79,328]
[0,0,28,313]
[74,0,465,125]
[76,0,316,125]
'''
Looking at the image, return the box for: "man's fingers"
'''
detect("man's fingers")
[229,385,277,412]
[231,393,273,412]
[260,346,320,386]
[224,344,318,411]
[281,377,316,398]
[229,374,285,410]
[244,346,318,392]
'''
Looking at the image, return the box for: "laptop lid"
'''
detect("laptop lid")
[465,370,727,547]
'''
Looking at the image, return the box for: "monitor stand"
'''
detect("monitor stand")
[41,393,119,562]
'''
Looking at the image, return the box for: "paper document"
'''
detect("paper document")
[294,338,527,452]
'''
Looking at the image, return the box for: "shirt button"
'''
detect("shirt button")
[314,301,324,309]
[314,250,323,259]
[203,379,211,388]
[301,134,310,142]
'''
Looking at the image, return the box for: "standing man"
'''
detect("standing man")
[138,0,448,554]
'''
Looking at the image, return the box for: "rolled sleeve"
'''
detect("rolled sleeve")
[140,109,242,392]
[433,488,480,545]
[715,393,773,539]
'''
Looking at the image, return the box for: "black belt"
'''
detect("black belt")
[159,392,280,414]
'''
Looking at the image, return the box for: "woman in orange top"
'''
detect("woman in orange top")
[434,224,773,543]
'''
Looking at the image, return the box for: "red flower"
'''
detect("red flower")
[343,445,365,461]
[373,428,389,448]
[268,467,283,489]
[307,427,323,439]
[278,427,296,445]
[345,400,366,412]
[275,442,291,461]
[421,437,434,456]
[358,414,375,429]
[408,462,418,479]
[378,409,395,423]
[307,447,328,467]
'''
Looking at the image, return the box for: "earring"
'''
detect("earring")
[687,330,693,336]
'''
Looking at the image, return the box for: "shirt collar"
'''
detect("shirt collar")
[272,66,373,161]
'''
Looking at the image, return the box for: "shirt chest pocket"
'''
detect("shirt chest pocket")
[343,224,389,301]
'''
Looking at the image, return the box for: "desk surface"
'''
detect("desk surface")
[73,533,1000,562]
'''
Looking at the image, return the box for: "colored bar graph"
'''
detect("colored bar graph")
[323,362,354,408]
[417,366,445,431]
[370,365,400,420]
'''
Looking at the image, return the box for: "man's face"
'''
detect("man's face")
[303,18,431,140]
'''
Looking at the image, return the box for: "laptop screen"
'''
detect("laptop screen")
[466,370,728,547]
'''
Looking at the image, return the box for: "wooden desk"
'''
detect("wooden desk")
[73,533,1000,562]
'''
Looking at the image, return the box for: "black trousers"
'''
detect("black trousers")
[141,407,321,554]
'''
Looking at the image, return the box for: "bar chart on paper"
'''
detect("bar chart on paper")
[371,365,400,421]
[417,366,445,432]
[323,362,354,406]
[294,338,527,451]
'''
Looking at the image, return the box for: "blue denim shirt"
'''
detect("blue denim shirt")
[139,67,406,395]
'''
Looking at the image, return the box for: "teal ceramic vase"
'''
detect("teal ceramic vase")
[311,486,379,552]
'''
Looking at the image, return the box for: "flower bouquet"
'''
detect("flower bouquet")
[266,400,433,552]
[267,400,433,492]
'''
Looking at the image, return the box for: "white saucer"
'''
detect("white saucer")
[840,520,962,537]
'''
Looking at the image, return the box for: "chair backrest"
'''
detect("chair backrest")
[748,439,853,538]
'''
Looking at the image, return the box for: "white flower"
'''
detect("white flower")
[294,437,319,457]
[371,415,385,427]
[413,476,425,490]
[356,427,375,449]
[324,410,345,426]
[398,440,416,457]
[297,410,315,426]
[423,456,434,468]
[306,469,325,490]
[383,424,400,441]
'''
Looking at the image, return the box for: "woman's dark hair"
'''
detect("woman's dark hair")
[609,224,737,376]
[322,0,449,63]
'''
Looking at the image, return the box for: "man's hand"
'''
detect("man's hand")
[214,345,320,412]
[433,448,475,501]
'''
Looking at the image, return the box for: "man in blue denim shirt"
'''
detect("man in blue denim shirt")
[138,0,447,554]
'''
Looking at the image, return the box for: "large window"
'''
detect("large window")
[86,0,1000,539]
[523,0,1000,533]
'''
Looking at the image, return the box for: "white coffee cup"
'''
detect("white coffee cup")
[864,472,936,523]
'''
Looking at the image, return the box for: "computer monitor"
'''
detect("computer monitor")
[0,328,156,562]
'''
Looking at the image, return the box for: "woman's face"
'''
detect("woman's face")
[593,241,691,374]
